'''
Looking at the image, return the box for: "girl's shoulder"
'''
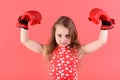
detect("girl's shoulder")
[41,45,48,56]
[77,45,85,59]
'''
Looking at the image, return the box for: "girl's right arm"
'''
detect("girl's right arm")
[20,28,46,54]
[17,10,46,54]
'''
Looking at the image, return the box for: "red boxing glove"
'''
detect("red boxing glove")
[16,10,42,29]
[88,8,115,30]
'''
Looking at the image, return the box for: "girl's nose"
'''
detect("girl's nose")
[61,36,67,42]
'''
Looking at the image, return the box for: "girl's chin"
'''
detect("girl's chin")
[59,44,68,47]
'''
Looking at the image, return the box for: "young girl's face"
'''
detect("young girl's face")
[55,24,71,47]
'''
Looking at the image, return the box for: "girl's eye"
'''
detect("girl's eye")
[58,34,62,38]
[66,35,70,38]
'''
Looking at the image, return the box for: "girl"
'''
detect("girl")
[17,9,114,80]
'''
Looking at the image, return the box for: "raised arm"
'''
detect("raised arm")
[81,8,115,54]
[20,28,45,54]
[17,10,46,54]
[81,30,108,54]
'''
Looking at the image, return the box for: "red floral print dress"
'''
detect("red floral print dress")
[48,46,80,80]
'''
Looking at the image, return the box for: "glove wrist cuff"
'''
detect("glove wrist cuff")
[100,26,113,30]
[102,20,112,26]
[16,23,28,30]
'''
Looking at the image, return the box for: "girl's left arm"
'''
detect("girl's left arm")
[79,8,115,55]
[81,30,108,54]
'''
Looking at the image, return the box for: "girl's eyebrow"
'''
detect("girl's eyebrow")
[66,34,70,35]
[65,34,70,36]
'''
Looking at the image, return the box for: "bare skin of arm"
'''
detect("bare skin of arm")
[20,28,46,55]
[80,30,108,55]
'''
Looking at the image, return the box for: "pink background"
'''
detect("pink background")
[0,0,120,80]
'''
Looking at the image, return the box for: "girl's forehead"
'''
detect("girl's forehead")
[55,25,69,34]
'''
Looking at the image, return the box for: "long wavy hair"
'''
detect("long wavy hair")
[46,16,81,60]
